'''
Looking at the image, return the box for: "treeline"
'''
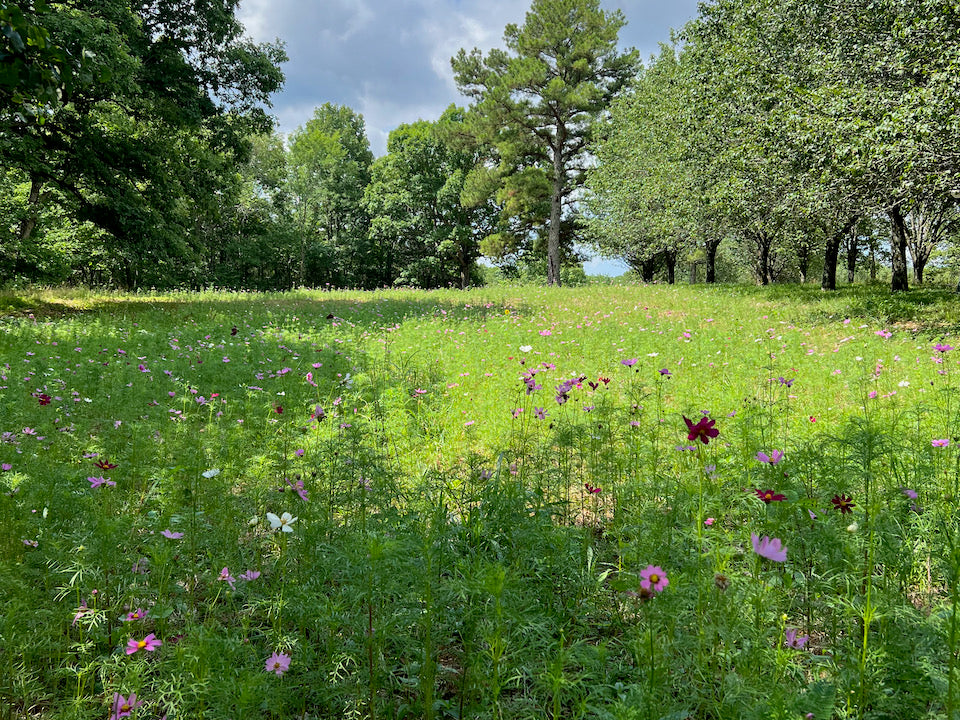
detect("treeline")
[3,0,959,290]
[586,0,960,290]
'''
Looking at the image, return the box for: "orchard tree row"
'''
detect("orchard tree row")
[587,0,960,289]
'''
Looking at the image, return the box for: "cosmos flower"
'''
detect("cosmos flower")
[831,494,856,514]
[784,628,809,649]
[683,415,719,444]
[265,651,291,676]
[755,450,783,465]
[751,533,787,562]
[266,512,297,532]
[584,483,601,494]
[754,489,786,504]
[110,693,143,720]
[125,633,162,655]
[160,529,184,539]
[639,565,669,593]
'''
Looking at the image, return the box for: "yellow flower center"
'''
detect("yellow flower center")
[120,703,131,712]
[137,640,147,649]
[650,574,659,584]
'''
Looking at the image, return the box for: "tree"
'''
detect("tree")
[451,0,638,285]
[287,104,374,288]
[1,1,285,287]
[365,108,499,289]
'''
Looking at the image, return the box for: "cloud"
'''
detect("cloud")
[236,0,701,155]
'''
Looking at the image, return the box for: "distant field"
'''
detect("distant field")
[2,283,959,719]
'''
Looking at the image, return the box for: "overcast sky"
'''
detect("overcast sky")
[235,0,703,274]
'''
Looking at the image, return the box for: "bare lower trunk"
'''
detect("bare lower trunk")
[821,217,859,290]
[547,136,565,287]
[888,206,909,292]
[846,231,857,283]
[18,175,42,245]
[705,238,720,283]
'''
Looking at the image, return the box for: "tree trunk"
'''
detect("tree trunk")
[888,206,910,292]
[846,230,857,283]
[664,250,676,285]
[751,231,771,285]
[821,217,858,291]
[547,136,565,287]
[17,175,43,247]
[705,238,720,283]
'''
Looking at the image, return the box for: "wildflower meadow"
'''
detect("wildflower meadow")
[2,282,960,720]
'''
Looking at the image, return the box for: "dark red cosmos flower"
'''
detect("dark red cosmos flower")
[584,482,601,494]
[36,393,52,406]
[755,488,786,504]
[683,415,719,444]
[95,459,118,470]
[275,405,283,414]
[831,493,856,514]
[588,381,599,391]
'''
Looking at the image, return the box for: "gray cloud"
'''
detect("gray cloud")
[238,0,701,156]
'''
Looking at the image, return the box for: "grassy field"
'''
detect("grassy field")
[2,282,960,720]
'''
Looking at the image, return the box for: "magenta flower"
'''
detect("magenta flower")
[87,476,116,489]
[160,529,184,539]
[784,627,809,649]
[658,368,671,376]
[683,415,719,444]
[584,483,601,494]
[265,651,291,676]
[124,608,147,622]
[218,567,236,590]
[902,487,918,500]
[110,692,143,720]
[933,438,950,447]
[1,463,11,471]
[639,564,669,593]
[751,533,787,562]
[125,633,162,654]
[755,450,783,465]
[935,343,954,352]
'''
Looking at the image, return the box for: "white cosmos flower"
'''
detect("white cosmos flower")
[266,511,297,532]
[202,468,220,478]
[519,345,532,353]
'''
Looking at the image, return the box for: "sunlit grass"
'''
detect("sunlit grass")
[1,282,959,719]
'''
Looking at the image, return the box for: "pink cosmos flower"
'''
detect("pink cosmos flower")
[125,633,162,654]
[933,438,950,447]
[124,608,147,622]
[755,450,783,465]
[1,463,11,471]
[265,651,291,676]
[784,627,809,649]
[902,487,918,500]
[240,570,261,581]
[87,476,116,489]
[160,529,184,539]
[639,565,669,593]
[751,533,787,562]
[704,517,715,526]
[218,567,236,590]
[110,692,143,720]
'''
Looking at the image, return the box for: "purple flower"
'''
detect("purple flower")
[110,692,143,720]
[751,533,787,562]
[218,566,236,590]
[658,368,671,376]
[534,407,547,420]
[160,529,184,540]
[621,358,638,367]
[87,476,116,489]
[933,438,950,447]
[902,487,918,500]
[240,569,261,581]
[124,608,147,622]
[755,450,783,465]
[265,651,291,676]
[784,627,809,649]
[935,343,954,353]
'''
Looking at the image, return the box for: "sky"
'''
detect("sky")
[236,0,703,275]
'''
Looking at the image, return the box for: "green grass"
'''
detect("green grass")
[1,282,959,719]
